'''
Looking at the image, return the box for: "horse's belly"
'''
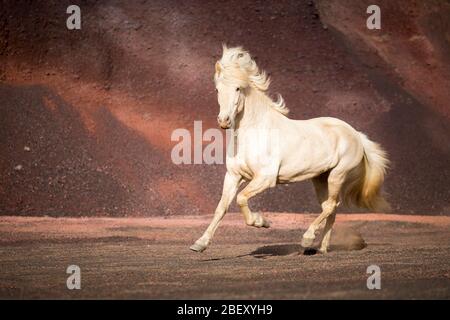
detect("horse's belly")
[277,150,334,183]
[277,164,328,183]
[277,171,319,183]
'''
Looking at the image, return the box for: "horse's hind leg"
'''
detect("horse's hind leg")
[311,173,337,253]
[319,212,336,253]
[301,170,344,249]
[311,173,329,229]
[236,176,275,228]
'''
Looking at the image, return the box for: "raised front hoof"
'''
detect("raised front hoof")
[254,219,270,228]
[252,213,271,228]
[189,241,208,253]
[301,236,315,248]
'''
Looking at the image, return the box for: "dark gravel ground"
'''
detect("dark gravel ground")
[0,213,449,299]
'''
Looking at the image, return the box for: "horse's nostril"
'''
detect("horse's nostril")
[218,116,230,123]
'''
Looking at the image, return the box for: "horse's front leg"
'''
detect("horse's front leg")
[190,172,241,252]
[236,175,276,228]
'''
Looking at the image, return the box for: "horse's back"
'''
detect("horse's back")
[303,117,358,132]
[301,117,361,142]
[293,116,364,165]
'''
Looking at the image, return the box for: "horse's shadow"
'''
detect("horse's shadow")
[251,240,368,258]
[201,244,317,262]
[251,243,314,258]
[201,240,367,262]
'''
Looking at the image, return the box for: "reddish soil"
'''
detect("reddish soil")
[0,213,449,299]
[0,0,449,217]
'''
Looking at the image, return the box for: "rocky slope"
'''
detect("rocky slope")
[0,0,449,216]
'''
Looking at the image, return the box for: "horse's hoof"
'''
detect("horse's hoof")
[190,241,208,252]
[253,213,270,228]
[254,220,271,228]
[301,236,315,248]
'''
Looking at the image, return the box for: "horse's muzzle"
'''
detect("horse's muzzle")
[217,116,231,129]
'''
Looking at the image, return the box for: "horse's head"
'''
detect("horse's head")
[214,67,245,129]
[213,45,261,129]
[213,45,288,129]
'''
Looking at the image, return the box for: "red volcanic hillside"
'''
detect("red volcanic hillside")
[0,0,449,216]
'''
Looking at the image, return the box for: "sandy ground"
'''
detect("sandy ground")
[0,213,449,299]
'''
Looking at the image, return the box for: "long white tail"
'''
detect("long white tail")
[342,133,390,211]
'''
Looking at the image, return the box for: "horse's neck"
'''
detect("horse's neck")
[235,89,272,133]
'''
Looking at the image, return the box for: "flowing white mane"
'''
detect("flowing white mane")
[215,45,289,116]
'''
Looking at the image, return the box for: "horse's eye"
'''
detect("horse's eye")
[236,87,240,92]
[215,88,218,92]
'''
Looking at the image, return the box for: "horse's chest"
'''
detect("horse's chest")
[226,154,254,180]
[225,132,278,179]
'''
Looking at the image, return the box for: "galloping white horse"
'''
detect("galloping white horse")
[190,45,389,254]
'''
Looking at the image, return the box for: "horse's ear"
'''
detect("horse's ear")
[222,43,228,52]
[215,61,222,75]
